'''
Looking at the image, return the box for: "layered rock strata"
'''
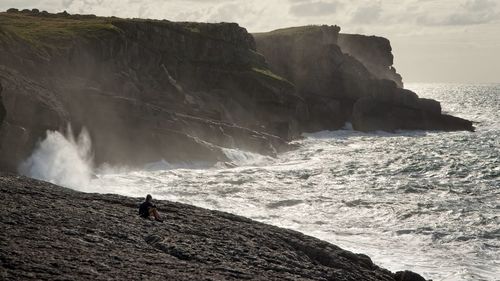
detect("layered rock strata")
[253,26,474,133]
[0,10,299,171]
[0,11,474,172]
[338,33,403,88]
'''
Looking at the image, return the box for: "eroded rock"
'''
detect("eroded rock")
[0,173,428,280]
[254,26,474,133]
[338,34,404,88]
[0,11,299,171]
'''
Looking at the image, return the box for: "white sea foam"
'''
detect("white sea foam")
[222,148,273,166]
[19,84,500,281]
[19,126,94,190]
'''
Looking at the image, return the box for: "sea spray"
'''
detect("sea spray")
[222,148,273,166]
[19,126,94,190]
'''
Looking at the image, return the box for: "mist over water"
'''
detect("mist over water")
[22,84,499,281]
[19,126,94,190]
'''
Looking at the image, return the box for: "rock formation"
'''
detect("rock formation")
[0,11,474,173]
[253,26,474,133]
[0,173,429,281]
[338,34,403,88]
[0,10,300,172]
[0,81,5,127]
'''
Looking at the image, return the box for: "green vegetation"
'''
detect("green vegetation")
[253,25,340,38]
[0,11,248,51]
[0,12,119,49]
[252,67,289,83]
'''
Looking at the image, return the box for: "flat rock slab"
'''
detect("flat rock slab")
[0,174,421,280]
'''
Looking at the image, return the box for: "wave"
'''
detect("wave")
[17,124,274,193]
[19,125,94,190]
[222,148,273,166]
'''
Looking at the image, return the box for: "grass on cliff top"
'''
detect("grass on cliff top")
[253,25,340,38]
[0,12,119,49]
[0,11,248,51]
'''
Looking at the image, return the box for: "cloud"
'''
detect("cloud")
[350,3,382,24]
[289,1,341,17]
[206,2,261,23]
[1,0,499,83]
[416,0,500,26]
[464,0,497,11]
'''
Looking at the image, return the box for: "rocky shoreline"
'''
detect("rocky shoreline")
[0,9,473,172]
[0,173,428,280]
[0,10,467,280]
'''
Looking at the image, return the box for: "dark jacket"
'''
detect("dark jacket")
[138,201,155,218]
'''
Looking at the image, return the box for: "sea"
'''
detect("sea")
[21,83,500,281]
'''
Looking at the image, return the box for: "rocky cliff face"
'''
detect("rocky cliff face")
[0,11,474,173]
[0,173,428,281]
[0,82,5,127]
[0,10,301,172]
[338,34,403,88]
[254,26,474,133]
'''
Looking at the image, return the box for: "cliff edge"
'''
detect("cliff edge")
[0,173,427,281]
[338,33,403,88]
[0,10,474,174]
[0,10,300,172]
[253,26,474,133]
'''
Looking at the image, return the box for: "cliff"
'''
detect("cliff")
[0,10,474,173]
[338,33,403,88]
[0,173,427,281]
[0,10,300,172]
[253,26,474,133]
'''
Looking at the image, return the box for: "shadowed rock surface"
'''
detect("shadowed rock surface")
[0,10,299,172]
[337,33,403,88]
[0,81,5,127]
[0,10,474,173]
[253,26,474,133]
[0,174,428,280]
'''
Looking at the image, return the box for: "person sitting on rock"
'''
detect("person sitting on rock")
[139,194,163,222]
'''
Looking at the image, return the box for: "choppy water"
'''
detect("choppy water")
[25,84,500,281]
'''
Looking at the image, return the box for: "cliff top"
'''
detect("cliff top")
[253,25,341,37]
[0,9,254,50]
[0,173,426,280]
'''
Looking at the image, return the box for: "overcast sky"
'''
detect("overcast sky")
[2,0,500,83]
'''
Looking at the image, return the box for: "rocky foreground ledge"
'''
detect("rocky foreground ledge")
[0,174,427,281]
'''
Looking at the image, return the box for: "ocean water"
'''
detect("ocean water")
[23,83,499,281]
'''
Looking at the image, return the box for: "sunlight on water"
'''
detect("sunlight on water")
[22,84,500,281]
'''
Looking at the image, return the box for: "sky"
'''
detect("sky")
[1,0,500,83]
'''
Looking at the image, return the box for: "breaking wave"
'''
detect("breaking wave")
[17,83,500,281]
[19,126,94,190]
